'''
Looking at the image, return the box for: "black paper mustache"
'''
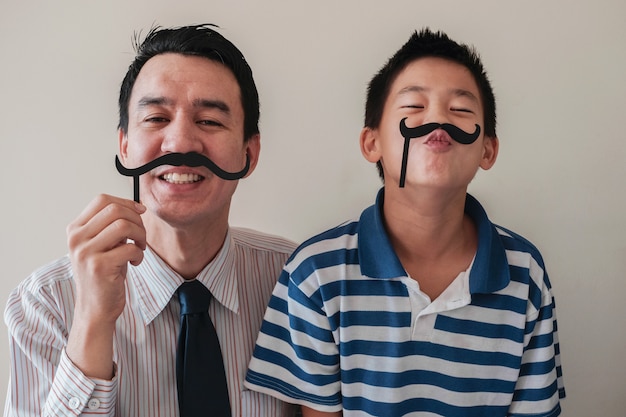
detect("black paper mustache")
[400,118,481,145]
[397,117,481,187]
[115,152,250,202]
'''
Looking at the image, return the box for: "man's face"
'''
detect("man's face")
[362,57,497,191]
[119,53,259,227]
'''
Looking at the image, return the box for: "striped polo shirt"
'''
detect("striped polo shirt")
[246,190,565,416]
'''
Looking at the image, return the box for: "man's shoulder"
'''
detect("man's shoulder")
[5,255,74,324]
[230,227,298,255]
[16,255,74,295]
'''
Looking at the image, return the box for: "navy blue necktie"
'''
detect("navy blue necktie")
[176,280,231,417]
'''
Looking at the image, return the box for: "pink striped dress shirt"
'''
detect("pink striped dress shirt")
[4,227,298,417]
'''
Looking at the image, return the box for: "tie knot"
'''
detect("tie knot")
[178,280,212,315]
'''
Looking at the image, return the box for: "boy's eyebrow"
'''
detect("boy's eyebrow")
[451,88,480,103]
[397,85,427,95]
[397,86,480,103]
[136,96,231,114]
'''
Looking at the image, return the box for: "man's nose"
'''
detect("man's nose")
[161,118,203,154]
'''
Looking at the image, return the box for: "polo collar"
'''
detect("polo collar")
[358,188,510,294]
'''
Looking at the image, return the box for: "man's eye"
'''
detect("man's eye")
[198,120,223,127]
[145,117,168,123]
[403,105,424,109]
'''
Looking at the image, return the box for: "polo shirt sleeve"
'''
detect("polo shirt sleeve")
[507,271,566,417]
[245,268,343,413]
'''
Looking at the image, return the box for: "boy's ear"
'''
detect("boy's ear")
[360,127,382,163]
[479,136,499,170]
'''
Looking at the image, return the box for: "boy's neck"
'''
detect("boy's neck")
[382,187,477,299]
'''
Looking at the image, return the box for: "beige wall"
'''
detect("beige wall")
[1,0,624,414]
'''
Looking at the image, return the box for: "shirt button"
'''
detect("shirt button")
[68,397,81,409]
[87,398,101,410]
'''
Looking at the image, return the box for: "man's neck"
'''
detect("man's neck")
[143,213,229,280]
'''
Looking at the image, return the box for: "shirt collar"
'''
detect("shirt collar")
[358,188,510,294]
[463,193,510,294]
[128,229,240,324]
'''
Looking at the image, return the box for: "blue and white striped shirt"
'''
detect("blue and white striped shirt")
[246,190,565,416]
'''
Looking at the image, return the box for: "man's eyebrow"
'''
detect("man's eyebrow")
[137,96,173,108]
[136,97,231,114]
[193,99,230,114]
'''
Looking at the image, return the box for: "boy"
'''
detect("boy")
[245,28,565,416]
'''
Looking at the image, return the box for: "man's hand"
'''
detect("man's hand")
[65,194,147,379]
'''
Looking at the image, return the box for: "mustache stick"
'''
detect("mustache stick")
[398,118,481,187]
[115,152,251,202]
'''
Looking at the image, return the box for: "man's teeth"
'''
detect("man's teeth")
[162,173,202,184]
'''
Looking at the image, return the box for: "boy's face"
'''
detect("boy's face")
[361,57,497,192]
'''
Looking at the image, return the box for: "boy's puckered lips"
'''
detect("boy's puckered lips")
[399,118,481,145]
[398,117,481,188]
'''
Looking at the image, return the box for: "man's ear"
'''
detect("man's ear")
[479,136,499,170]
[119,129,128,162]
[242,133,261,178]
[360,127,382,164]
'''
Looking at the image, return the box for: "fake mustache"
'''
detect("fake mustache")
[397,118,481,188]
[399,118,481,145]
[115,152,250,202]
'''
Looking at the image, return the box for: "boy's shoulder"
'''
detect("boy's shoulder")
[291,218,360,255]
[493,223,546,266]
[467,194,546,265]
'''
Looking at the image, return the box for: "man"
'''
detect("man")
[5,24,297,416]
[245,28,565,416]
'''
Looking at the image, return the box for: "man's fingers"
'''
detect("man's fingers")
[68,196,146,252]
[69,194,145,230]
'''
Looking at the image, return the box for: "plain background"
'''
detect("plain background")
[1,0,624,414]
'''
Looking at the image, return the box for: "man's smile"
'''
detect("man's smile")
[160,172,204,184]
[116,151,250,201]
